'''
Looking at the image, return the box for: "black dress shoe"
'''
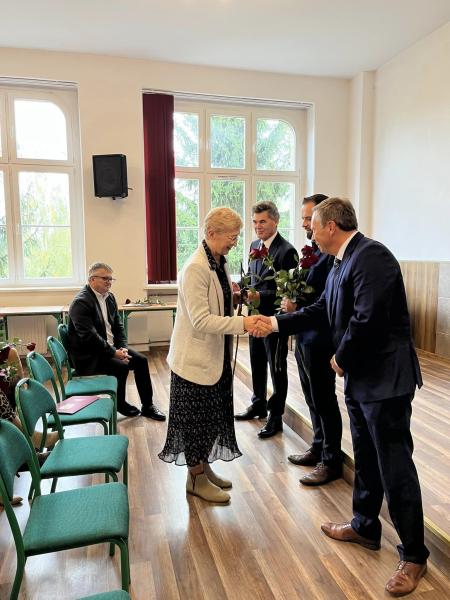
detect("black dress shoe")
[288,449,320,466]
[258,416,283,438]
[140,404,166,421]
[234,404,267,420]
[117,402,141,417]
[300,462,342,486]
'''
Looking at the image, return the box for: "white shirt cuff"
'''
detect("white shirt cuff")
[270,316,279,332]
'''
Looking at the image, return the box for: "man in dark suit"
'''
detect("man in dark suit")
[234,201,297,438]
[253,198,428,596]
[68,262,166,420]
[282,194,343,485]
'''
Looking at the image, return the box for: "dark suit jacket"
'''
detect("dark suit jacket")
[277,232,422,402]
[67,285,127,373]
[298,249,334,346]
[248,232,298,316]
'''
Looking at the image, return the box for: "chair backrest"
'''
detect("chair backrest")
[47,336,73,396]
[0,419,41,563]
[0,419,40,503]
[58,323,76,370]
[26,351,61,402]
[15,378,64,446]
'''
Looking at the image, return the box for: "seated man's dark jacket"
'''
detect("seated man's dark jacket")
[247,233,298,316]
[68,285,127,375]
[277,233,422,402]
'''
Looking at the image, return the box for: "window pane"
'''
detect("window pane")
[211,179,244,276]
[256,119,295,171]
[15,99,68,160]
[19,171,72,278]
[19,172,70,226]
[0,172,8,278]
[210,115,245,169]
[175,178,199,272]
[256,181,295,242]
[174,112,199,168]
[22,226,72,278]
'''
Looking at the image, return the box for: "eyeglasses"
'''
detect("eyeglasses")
[92,276,116,282]
[225,234,240,243]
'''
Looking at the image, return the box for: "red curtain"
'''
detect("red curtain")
[143,93,177,283]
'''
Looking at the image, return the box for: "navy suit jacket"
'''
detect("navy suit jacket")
[248,232,298,316]
[298,249,334,346]
[277,232,422,402]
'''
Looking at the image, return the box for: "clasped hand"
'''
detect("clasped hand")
[243,315,274,337]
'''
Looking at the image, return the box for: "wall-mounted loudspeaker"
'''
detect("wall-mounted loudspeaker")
[93,154,128,199]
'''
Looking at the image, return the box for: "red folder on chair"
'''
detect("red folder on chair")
[56,395,100,414]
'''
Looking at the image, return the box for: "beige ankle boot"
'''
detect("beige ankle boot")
[203,462,232,489]
[186,471,230,503]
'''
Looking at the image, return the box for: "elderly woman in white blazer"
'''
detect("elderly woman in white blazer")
[159,207,258,503]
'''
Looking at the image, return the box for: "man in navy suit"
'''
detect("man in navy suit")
[282,194,343,486]
[234,201,297,438]
[253,198,428,597]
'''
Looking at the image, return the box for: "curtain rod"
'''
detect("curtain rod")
[143,88,312,110]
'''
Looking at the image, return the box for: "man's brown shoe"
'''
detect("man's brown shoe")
[300,462,342,486]
[321,521,381,550]
[385,561,427,597]
[288,449,319,466]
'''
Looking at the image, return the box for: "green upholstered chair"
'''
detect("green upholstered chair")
[26,351,113,436]
[0,419,130,600]
[15,378,129,495]
[47,336,118,434]
[79,592,131,600]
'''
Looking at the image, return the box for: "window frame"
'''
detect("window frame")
[174,100,306,275]
[0,85,85,289]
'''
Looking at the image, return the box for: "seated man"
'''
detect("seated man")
[67,262,165,420]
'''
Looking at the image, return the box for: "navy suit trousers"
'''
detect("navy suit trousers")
[249,333,288,416]
[346,394,429,564]
[295,340,342,465]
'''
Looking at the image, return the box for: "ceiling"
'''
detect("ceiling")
[1,1,450,78]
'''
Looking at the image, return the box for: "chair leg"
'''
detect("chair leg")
[50,477,58,493]
[101,421,108,436]
[109,542,115,557]
[117,539,130,591]
[11,553,26,600]
[123,454,128,486]
[112,393,118,434]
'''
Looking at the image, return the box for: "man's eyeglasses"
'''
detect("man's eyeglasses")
[92,276,116,282]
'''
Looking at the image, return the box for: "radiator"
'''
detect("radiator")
[7,316,48,354]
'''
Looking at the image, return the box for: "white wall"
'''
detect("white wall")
[0,47,350,310]
[371,22,450,260]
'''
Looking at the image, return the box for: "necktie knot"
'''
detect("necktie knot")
[334,257,342,269]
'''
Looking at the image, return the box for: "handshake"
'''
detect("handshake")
[243,315,274,337]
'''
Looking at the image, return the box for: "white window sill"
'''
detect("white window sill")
[145,283,178,294]
[0,286,82,293]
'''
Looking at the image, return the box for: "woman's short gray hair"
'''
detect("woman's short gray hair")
[203,207,243,238]
[313,197,358,231]
[88,262,113,278]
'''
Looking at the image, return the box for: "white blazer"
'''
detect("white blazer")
[167,244,245,385]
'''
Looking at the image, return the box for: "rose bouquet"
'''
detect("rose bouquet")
[272,245,319,311]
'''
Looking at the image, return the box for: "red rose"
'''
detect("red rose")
[26,342,36,351]
[249,246,269,261]
[299,245,319,269]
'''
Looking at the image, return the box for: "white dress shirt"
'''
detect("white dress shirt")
[91,288,114,346]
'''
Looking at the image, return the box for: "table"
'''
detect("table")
[119,303,177,338]
[0,306,65,341]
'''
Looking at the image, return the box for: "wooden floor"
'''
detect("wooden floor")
[0,348,449,599]
[236,339,450,544]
